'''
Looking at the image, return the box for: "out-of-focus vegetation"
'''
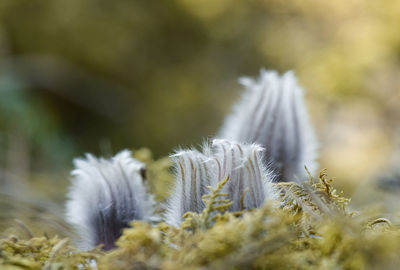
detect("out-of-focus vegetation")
[1,1,400,267]
[0,0,399,186]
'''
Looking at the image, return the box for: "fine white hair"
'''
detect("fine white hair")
[218,69,318,182]
[65,150,156,250]
[164,139,278,227]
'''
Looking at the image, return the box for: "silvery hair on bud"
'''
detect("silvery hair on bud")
[208,139,278,211]
[219,69,318,182]
[164,139,278,227]
[164,149,211,227]
[65,150,156,250]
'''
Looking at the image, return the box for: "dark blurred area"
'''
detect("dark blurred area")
[1,0,400,234]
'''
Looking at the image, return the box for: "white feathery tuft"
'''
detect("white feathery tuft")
[164,149,210,227]
[164,139,278,226]
[207,139,278,211]
[218,69,318,182]
[65,150,156,250]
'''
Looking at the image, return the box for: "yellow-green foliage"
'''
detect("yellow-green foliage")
[0,236,102,270]
[133,148,174,201]
[2,157,400,270]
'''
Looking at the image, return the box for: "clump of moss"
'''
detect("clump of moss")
[133,148,174,201]
[0,235,102,269]
[2,153,400,270]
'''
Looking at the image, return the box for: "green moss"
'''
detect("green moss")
[2,156,400,269]
[133,148,174,201]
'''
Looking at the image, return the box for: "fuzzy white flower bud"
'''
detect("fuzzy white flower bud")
[219,70,318,182]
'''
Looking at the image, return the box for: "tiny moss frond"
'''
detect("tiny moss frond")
[278,169,351,219]
[311,169,351,214]
[182,176,233,230]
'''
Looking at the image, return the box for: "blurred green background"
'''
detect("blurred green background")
[1,0,400,235]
